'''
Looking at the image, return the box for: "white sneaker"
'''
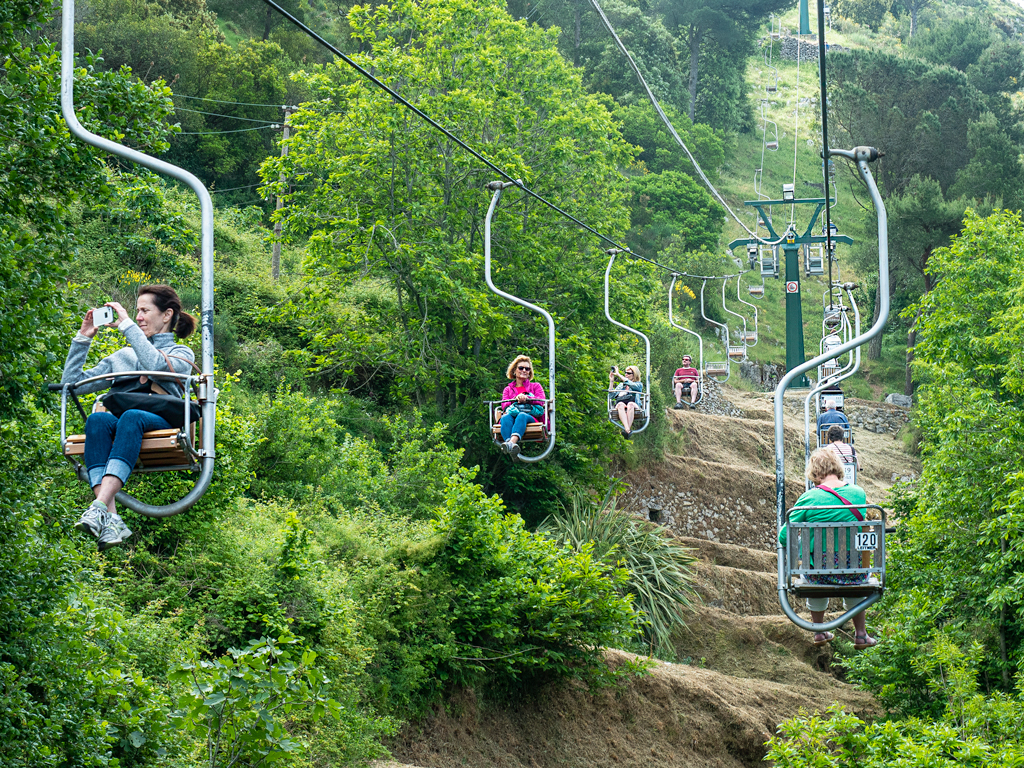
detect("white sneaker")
[97,511,133,551]
[74,503,106,538]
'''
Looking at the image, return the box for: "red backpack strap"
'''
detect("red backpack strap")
[815,484,865,522]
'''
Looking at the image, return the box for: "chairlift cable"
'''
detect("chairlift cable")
[172,92,287,108]
[586,0,786,247]
[817,0,835,305]
[256,0,642,257]
[791,21,802,228]
[174,125,279,135]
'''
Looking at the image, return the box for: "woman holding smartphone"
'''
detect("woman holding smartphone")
[60,285,196,550]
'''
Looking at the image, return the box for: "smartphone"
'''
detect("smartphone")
[92,306,114,326]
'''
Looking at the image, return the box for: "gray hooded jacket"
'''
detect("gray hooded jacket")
[61,320,196,399]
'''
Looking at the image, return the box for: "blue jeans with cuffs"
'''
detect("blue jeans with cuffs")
[500,412,536,441]
[84,409,172,487]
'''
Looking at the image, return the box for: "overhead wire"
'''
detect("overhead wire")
[791,19,802,227]
[173,106,281,124]
[173,125,278,135]
[172,92,286,108]
[817,0,836,302]
[255,0,747,283]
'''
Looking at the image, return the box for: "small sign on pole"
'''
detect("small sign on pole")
[786,281,799,294]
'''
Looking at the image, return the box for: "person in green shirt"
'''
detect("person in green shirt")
[780,448,879,650]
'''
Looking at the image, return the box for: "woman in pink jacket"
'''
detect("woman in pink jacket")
[497,354,547,458]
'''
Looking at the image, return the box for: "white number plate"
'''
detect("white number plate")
[855,532,878,551]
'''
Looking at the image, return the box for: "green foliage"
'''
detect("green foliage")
[852,211,1024,712]
[628,170,724,256]
[833,0,894,31]
[0,2,175,418]
[428,477,640,690]
[766,640,1024,766]
[169,632,342,767]
[0,408,175,767]
[538,486,699,656]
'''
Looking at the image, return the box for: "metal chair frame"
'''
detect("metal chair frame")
[57,0,215,517]
[736,274,760,345]
[785,505,886,598]
[483,181,556,462]
[774,146,889,632]
[604,249,651,435]
[721,278,748,361]
[700,279,731,382]
[668,274,704,406]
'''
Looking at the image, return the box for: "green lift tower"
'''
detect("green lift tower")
[729,194,852,387]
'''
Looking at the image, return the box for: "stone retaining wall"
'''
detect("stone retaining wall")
[777,36,847,61]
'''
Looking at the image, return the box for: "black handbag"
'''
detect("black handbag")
[103,391,201,428]
[102,349,201,429]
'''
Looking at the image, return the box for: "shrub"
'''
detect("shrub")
[539,486,699,657]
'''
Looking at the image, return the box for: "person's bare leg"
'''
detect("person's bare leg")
[691,385,698,403]
[673,382,682,404]
[623,404,634,433]
[95,475,124,507]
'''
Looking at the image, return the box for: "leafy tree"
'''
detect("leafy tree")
[262,0,675,508]
[833,0,893,31]
[628,170,724,256]
[170,633,342,768]
[895,0,932,38]
[869,210,1024,693]
[657,0,794,122]
[0,0,174,418]
[613,101,724,176]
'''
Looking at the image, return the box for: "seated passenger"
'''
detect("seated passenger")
[816,399,849,433]
[61,285,196,551]
[496,355,546,458]
[779,449,877,649]
[826,424,858,468]
[609,365,643,439]
[672,355,700,410]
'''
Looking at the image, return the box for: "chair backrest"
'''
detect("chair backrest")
[786,515,884,581]
[818,425,851,446]
[706,361,729,377]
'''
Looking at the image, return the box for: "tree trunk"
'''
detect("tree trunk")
[574,6,581,68]
[868,289,882,360]
[910,4,917,38]
[904,327,916,396]
[263,6,273,40]
[687,24,699,122]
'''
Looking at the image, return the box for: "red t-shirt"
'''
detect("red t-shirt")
[674,367,698,381]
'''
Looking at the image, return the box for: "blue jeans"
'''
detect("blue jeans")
[84,409,172,487]
[500,411,536,441]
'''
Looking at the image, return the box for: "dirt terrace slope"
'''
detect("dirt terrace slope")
[389,384,916,768]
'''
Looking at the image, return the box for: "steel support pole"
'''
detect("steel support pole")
[783,242,809,386]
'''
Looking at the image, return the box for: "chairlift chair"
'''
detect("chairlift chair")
[736,275,760,345]
[603,249,652,435]
[746,242,758,269]
[483,181,556,462]
[817,424,852,449]
[53,0,216,518]
[760,246,779,278]
[804,243,825,276]
[774,146,890,633]
[748,284,765,298]
[784,504,885,601]
[700,279,731,382]
[667,274,704,406]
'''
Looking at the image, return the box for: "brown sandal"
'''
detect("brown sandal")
[813,631,834,646]
[854,632,878,650]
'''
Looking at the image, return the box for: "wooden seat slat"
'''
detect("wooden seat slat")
[791,575,881,598]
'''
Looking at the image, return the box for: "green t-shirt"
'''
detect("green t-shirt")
[778,484,868,546]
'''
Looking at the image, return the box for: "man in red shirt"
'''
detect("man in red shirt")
[673,355,700,409]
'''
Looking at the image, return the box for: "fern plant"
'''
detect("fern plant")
[539,486,700,657]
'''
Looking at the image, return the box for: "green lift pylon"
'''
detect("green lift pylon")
[729,196,852,387]
[799,0,811,35]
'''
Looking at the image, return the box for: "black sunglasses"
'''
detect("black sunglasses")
[517,365,532,371]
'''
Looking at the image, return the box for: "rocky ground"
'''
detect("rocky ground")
[385,383,919,768]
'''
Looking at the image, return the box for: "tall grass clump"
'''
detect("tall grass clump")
[539,487,700,657]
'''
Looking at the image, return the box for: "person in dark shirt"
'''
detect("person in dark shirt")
[672,355,700,409]
[816,399,849,434]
